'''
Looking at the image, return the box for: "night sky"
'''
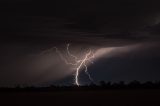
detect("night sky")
[0,0,160,87]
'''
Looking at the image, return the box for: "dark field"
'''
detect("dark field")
[0,89,160,106]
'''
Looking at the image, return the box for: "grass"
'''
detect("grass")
[0,89,160,106]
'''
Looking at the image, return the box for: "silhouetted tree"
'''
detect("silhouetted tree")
[89,82,97,87]
[106,81,111,88]
[143,81,154,88]
[99,81,106,87]
[128,80,141,88]
[117,81,125,88]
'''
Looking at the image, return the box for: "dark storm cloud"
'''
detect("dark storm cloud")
[1,0,160,40]
[89,42,160,83]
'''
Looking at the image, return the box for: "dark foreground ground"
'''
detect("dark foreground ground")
[0,89,160,106]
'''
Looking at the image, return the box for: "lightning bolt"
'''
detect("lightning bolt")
[55,44,94,86]
[32,43,138,86]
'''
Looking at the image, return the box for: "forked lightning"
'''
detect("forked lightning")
[55,44,94,86]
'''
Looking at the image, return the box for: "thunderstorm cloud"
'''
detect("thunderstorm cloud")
[0,0,160,86]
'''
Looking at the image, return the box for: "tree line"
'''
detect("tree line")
[0,80,160,92]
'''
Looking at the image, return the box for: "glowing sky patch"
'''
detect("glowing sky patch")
[27,43,142,86]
